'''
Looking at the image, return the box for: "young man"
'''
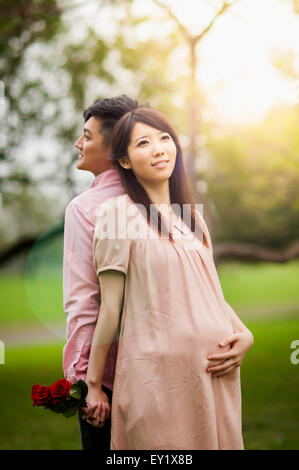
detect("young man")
[62,95,139,450]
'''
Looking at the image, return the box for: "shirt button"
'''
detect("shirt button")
[114,245,120,250]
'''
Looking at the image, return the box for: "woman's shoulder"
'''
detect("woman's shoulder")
[194,208,208,228]
[194,208,206,231]
[194,208,212,250]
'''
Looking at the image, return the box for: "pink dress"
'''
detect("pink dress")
[93,194,244,450]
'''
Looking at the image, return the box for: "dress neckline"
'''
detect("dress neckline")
[123,193,192,233]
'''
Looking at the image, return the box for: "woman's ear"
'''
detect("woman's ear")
[118,156,131,170]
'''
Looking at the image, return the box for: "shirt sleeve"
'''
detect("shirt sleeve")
[93,200,131,276]
[62,200,101,382]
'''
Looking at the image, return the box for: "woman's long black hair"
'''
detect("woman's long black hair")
[110,107,208,247]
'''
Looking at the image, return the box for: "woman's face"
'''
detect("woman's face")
[119,122,177,186]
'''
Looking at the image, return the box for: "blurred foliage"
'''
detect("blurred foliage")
[0,0,299,253]
[204,105,299,248]
[0,1,67,252]
[63,30,113,111]
[62,4,201,137]
[0,0,63,170]
[0,0,62,71]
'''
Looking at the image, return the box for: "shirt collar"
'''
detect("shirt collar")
[91,168,121,188]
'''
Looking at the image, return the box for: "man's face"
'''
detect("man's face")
[74,116,112,176]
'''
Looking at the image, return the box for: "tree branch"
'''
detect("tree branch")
[151,0,240,44]
[1,235,299,268]
[194,0,240,43]
[151,0,191,39]
[213,239,299,265]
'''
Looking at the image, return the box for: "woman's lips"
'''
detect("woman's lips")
[152,160,169,168]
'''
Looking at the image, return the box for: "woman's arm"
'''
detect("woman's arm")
[83,269,125,428]
[86,269,125,387]
[225,300,253,338]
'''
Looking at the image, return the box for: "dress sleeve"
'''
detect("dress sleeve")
[93,200,131,276]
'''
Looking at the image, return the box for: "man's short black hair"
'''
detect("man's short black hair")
[83,95,139,148]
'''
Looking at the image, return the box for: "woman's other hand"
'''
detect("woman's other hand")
[206,330,254,378]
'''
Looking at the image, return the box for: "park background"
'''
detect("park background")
[0,0,299,450]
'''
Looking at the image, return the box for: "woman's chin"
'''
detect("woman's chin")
[153,170,173,182]
[134,168,174,188]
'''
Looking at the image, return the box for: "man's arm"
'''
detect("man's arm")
[63,201,100,383]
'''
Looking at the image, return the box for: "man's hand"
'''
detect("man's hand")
[79,385,111,428]
[206,330,254,378]
[78,402,98,422]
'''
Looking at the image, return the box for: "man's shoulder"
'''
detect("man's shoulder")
[66,186,94,212]
[94,194,129,216]
[67,187,124,212]
[98,193,128,208]
[66,187,126,225]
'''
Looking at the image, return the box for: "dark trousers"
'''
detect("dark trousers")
[78,384,113,450]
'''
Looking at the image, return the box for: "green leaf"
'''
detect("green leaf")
[70,380,88,401]
[49,402,66,413]
[69,388,81,400]
[77,379,88,398]
[63,405,78,418]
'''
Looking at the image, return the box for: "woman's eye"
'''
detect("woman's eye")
[138,140,148,146]
[162,135,170,140]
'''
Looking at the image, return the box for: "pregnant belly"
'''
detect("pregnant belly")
[120,307,233,368]
[168,319,233,367]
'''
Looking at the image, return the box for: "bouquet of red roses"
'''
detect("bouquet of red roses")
[31,379,88,417]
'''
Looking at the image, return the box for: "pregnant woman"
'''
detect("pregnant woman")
[85,107,254,449]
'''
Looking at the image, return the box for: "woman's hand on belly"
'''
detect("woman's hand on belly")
[206,330,254,378]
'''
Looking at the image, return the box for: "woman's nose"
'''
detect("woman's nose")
[152,142,164,156]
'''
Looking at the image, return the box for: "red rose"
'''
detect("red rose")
[31,383,42,407]
[50,379,72,405]
[35,385,52,406]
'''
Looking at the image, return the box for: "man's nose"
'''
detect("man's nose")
[74,135,83,149]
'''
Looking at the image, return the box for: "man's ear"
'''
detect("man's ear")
[118,156,131,170]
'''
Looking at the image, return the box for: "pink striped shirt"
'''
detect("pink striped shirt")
[62,169,125,390]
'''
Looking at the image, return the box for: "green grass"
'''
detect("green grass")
[241,316,299,450]
[0,260,299,449]
[218,259,299,309]
[0,316,298,449]
[0,229,65,329]
[0,276,38,327]
[0,273,65,330]
[0,343,81,450]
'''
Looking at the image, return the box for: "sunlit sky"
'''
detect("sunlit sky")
[9,0,298,200]
[2,0,299,237]
[64,0,299,126]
